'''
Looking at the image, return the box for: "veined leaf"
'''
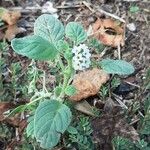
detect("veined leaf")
[65,22,87,45]
[34,14,64,43]
[26,116,35,138]
[34,100,72,149]
[11,35,58,61]
[65,85,76,96]
[100,59,135,75]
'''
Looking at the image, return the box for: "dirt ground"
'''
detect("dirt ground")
[0,0,150,150]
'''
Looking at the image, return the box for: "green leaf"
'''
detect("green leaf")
[65,85,77,96]
[130,6,140,13]
[8,105,26,117]
[67,126,78,134]
[26,116,35,138]
[11,35,58,61]
[34,14,64,43]
[65,22,87,45]
[56,40,69,52]
[100,59,135,75]
[54,86,62,97]
[34,100,72,149]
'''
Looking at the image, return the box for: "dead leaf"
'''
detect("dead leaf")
[6,119,27,150]
[0,102,23,127]
[5,25,26,41]
[1,10,21,25]
[74,100,95,116]
[0,9,25,41]
[0,102,15,121]
[92,18,125,47]
[70,68,109,101]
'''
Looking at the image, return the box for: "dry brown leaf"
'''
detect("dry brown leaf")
[0,10,23,41]
[1,10,21,25]
[92,18,125,47]
[70,68,109,101]
[0,102,15,121]
[5,25,26,41]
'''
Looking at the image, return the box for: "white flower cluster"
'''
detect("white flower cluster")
[72,44,91,70]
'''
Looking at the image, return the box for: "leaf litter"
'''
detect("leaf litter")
[92,18,125,47]
[0,8,26,41]
[70,68,109,101]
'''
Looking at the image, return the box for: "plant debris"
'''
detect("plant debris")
[0,9,25,41]
[70,68,109,101]
[91,99,139,149]
[92,18,125,47]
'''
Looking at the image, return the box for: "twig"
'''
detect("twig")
[123,0,141,2]
[124,81,140,89]
[112,93,128,109]
[129,118,140,125]
[56,5,84,9]
[82,1,125,23]
[123,0,149,2]
[9,4,84,13]
[117,44,121,59]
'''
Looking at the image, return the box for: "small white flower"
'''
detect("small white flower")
[83,50,91,59]
[72,46,79,54]
[72,44,91,71]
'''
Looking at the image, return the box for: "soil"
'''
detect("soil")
[0,0,150,150]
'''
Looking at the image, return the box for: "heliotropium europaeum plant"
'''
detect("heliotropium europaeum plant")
[11,14,135,149]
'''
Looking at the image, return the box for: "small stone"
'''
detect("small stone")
[127,23,136,32]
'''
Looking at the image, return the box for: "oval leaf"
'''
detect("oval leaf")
[34,14,64,43]
[65,22,87,45]
[34,100,72,149]
[26,116,35,138]
[11,35,58,60]
[65,85,77,96]
[100,59,135,75]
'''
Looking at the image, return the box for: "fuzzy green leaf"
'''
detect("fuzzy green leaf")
[65,22,87,45]
[54,86,62,97]
[34,14,64,43]
[34,100,72,149]
[65,85,77,96]
[26,116,35,138]
[11,35,58,61]
[100,59,135,75]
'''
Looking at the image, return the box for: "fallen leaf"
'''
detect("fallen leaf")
[70,68,109,101]
[1,10,21,25]
[5,25,26,41]
[92,18,125,47]
[0,9,24,41]
[74,100,95,116]
[0,102,15,121]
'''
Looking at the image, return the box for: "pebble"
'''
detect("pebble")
[127,23,136,32]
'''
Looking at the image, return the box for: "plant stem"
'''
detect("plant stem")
[28,92,52,106]
[58,59,72,100]
[58,55,65,70]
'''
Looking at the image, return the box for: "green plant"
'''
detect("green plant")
[129,5,140,13]
[66,116,94,150]
[10,14,135,149]
[112,136,150,150]
[140,96,150,135]
[112,136,134,150]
